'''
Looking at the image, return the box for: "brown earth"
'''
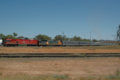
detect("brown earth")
[0,46,120,53]
[0,57,120,78]
[0,46,120,78]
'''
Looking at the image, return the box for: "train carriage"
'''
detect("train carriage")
[62,41,80,46]
[79,41,90,46]
[62,41,91,46]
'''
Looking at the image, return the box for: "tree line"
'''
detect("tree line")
[0,32,99,42]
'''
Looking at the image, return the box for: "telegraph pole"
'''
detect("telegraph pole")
[84,35,85,39]
[90,31,92,45]
[90,32,92,41]
[62,31,64,40]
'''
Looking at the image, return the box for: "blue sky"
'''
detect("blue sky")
[0,0,120,40]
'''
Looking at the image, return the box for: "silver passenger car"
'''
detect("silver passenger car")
[62,41,115,46]
[62,41,80,46]
[62,41,91,46]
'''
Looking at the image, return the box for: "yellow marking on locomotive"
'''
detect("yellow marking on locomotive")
[46,41,49,44]
[58,40,62,46]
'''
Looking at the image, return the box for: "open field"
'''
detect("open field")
[0,46,120,79]
[0,45,120,53]
[0,57,120,80]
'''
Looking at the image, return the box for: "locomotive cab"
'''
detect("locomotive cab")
[0,39,3,46]
[2,39,12,46]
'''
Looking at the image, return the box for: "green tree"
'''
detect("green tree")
[5,35,16,39]
[54,35,69,40]
[35,34,51,40]
[70,36,82,41]
[13,32,17,37]
[82,39,91,41]
[0,33,6,39]
[92,39,98,42]
[54,35,63,40]
[17,36,24,39]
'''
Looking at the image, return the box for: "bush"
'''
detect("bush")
[115,69,120,75]
[52,74,68,79]
[0,72,2,76]
[105,70,120,79]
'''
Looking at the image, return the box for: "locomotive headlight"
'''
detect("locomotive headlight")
[46,41,49,44]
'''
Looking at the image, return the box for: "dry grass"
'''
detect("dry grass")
[0,69,120,80]
[1,45,120,53]
[62,45,120,49]
[0,74,69,80]
[27,45,120,50]
[0,67,5,70]
[0,74,120,80]
[0,70,120,80]
[0,72,2,76]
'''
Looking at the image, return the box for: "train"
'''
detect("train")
[1,38,115,47]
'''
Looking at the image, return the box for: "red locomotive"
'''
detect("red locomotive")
[2,39,38,46]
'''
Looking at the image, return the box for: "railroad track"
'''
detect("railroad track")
[0,53,120,58]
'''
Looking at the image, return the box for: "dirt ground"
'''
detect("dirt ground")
[0,46,120,53]
[0,57,120,78]
[0,46,120,79]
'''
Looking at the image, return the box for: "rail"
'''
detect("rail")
[0,53,120,58]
